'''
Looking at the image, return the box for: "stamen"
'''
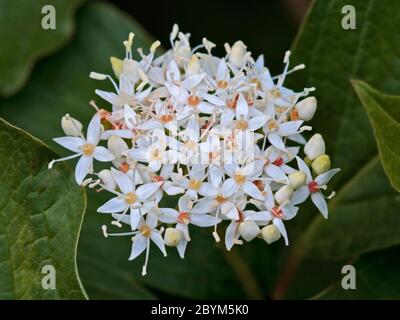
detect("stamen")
[48,153,82,169]
[142,238,150,276]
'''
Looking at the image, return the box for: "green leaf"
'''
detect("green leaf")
[353,80,400,192]
[0,117,87,299]
[0,0,84,97]
[0,2,256,299]
[272,0,400,298]
[314,246,400,299]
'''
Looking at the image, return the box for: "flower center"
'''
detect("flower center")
[177,212,190,224]
[308,181,319,193]
[152,175,164,182]
[250,78,261,89]
[235,119,248,130]
[188,95,200,107]
[290,108,299,121]
[234,174,246,185]
[188,179,202,190]
[119,162,129,173]
[217,80,228,89]
[270,88,281,98]
[272,207,284,218]
[272,157,283,166]
[82,143,95,155]
[267,120,278,131]
[160,114,174,124]
[140,224,152,237]
[254,180,264,191]
[215,194,226,203]
[125,192,137,204]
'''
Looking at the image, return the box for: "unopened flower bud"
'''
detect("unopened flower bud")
[98,169,117,190]
[288,171,306,189]
[187,54,201,75]
[238,220,260,242]
[304,133,325,160]
[164,227,181,246]
[229,41,247,68]
[295,97,317,121]
[107,135,128,158]
[61,114,83,137]
[311,154,331,175]
[274,185,294,205]
[261,225,281,244]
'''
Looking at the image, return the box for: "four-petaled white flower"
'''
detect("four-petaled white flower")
[50,114,114,185]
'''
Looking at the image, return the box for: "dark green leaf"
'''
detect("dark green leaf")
[0,117,87,299]
[0,0,84,97]
[353,80,400,192]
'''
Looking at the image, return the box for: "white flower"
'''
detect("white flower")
[129,213,166,276]
[159,195,220,258]
[222,162,265,201]
[50,114,114,185]
[97,168,162,229]
[292,157,340,218]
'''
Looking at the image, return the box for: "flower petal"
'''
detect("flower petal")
[136,182,163,200]
[291,186,310,205]
[235,94,249,119]
[243,181,264,201]
[296,156,312,182]
[150,232,167,256]
[86,114,101,145]
[315,168,341,186]
[278,120,303,136]
[53,137,83,153]
[130,208,141,229]
[273,218,288,246]
[94,146,115,162]
[190,214,220,227]
[311,192,328,218]
[97,197,127,213]
[75,155,92,185]
[268,131,285,151]
[222,178,236,198]
[111,168,134,194]
[128,235,147,260]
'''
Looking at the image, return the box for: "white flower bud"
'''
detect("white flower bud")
[187,54,201,75]
[274,185,294,205]
[288,171,307,189]
[304,133,326,160]
[98,169,117,190]
[61,114,83,137]
[311,154,331,175]
[295,97,317,121]
[164,227,181,246]
[261,225,281,244]
[107,135,128,158]
[229,41,247,68]
[238,220,260,242]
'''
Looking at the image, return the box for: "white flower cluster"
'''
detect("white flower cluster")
[49,25,340,276]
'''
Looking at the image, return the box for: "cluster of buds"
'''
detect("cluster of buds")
[49,25,339,276]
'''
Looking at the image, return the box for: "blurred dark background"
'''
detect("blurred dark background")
[106,0,311,74]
